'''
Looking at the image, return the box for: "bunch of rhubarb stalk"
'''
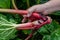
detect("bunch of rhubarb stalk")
[0,9,51,40]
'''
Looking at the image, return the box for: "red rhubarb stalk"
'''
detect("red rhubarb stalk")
[16,22,35,30]
[0,9,41,18]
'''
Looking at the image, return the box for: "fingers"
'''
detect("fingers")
[27,5,38,17]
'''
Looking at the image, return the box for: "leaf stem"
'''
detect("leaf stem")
[12,0,18,10]
[0,9,27,15]
[26,0,30,8]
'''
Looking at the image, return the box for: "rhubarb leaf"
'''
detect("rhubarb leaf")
[0,14,18,40]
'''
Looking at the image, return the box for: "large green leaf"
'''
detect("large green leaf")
[0,14,18,40]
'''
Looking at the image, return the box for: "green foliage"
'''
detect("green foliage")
[42,28,60,40]
[38,21,60,40]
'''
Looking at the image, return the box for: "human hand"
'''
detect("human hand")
[26,0,60,17]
